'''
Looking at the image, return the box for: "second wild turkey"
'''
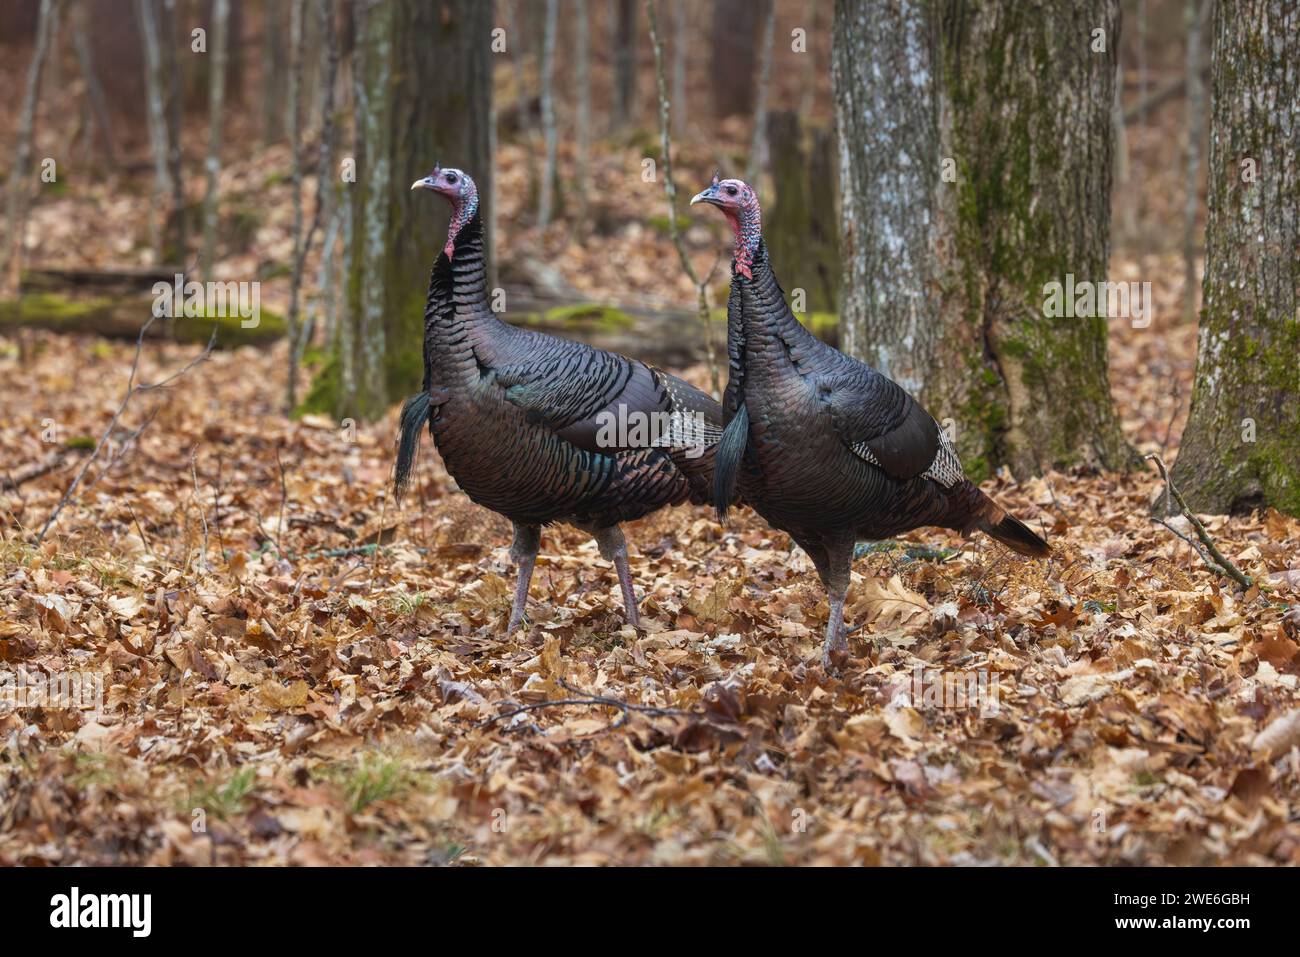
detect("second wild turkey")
[691,173,1051,669]
[395,166,725,632]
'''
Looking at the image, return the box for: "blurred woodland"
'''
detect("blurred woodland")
[0,0,1298,866]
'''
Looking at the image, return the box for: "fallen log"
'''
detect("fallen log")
[0,291,285,348]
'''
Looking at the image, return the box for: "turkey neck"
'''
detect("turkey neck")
[422,211,507,392]
[728,239,818,401]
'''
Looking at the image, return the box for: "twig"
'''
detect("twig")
[646,0,720,397]
[1146,453,1252,589]
[36,308,214,544]
[211,453,226,560]
[275,447,288,559]
[477,677,693,732]
[190,447,210,572]
[124,502,152,555]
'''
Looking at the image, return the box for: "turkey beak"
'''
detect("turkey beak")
[689,187,718,207]
[411,176,436,191]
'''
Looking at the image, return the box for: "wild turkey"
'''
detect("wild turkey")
[691,174,1051,669]
[396,165,725,632]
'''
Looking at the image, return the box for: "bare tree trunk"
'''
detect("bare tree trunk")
[262,4,288,143]
[767,111,838,315]
[136,0,171,264]
[746,0,777,183]
[1170,0,1299,515]
[161,0,184,261]
[1182,0,1207,321]
[710,0,758,118]
[285,0,307,409]
[799,0,818,117]
[537,0,559,227]
[309,0,493,421]
[201,0,230,282]
[611,0,638,130]
[833,0,1134,480]
[574,0,591,222]
[71,0,116,169]
[505,0,534,203]
[671,0,687,134]
[2,0,62,296]
[315,0,342,350]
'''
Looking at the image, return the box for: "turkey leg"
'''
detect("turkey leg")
[507,523,541,632]
[819,536,855,670]
[593,524,640,628]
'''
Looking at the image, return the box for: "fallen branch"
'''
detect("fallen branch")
[1,447,87,491]
[1146,453,1252,589]
[36,307,214,544]
[478,677,693,732]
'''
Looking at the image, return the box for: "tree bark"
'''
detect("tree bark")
[2,0,62,297]
[833,0,1135,480]
[201,0,230,283]
[314,0,493,422]
[537,0,559,227]
[1169,0,1300,516]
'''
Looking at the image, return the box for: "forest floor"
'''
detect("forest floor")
[3,29,1298,864]
[2,304,1298,866]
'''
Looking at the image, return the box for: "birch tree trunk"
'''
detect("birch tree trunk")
[161,0,184,260]
[2,0,61,296]
[310,0,493,421]
[537,0,559,227]
[833,0,1135,480]
[200,0,230,283]
[574,0,591,222]
[1169,0,1300,515]
[136,0,171,264]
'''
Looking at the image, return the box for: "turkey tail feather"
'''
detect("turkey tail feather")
[713,403,749,523]
[980,511,1052,558]
[394,392,433,500]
